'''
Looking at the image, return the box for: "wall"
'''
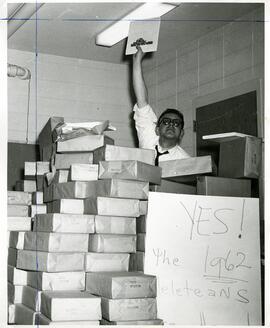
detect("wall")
[8,50,136,147]
[143,7,264,156]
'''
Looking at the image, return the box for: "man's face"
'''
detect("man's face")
[155,113,183,143]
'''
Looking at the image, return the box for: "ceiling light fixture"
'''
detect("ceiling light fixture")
[96,2,177,47]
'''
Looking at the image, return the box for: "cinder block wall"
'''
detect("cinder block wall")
[8,51,136,147]
[143,7,264,156]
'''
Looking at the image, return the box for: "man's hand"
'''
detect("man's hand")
[133,46,145,64]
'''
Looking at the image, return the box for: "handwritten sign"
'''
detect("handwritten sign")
[144,192,261,325]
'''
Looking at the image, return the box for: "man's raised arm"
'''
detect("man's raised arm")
[132,47,148,108]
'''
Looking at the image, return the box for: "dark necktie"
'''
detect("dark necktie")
[155,145,169,166]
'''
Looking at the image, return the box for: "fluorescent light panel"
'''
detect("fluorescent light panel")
[96,2,177,47]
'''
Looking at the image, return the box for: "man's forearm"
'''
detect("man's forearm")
[132,50,148,108]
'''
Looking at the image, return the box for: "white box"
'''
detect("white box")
[47,199,84,214]
[93,145,155,165]
[32,191,44,204]
[8,303,15,324]
[8,282,23,303]
[8,205,29,217]
[36,313,100,325]
[101,297,157,321]
[86,272,156,299]
[99,160,161,184]
[55,169,69,183]
[14,304,38,324]
[137,233,145,251]
[27,271,85,291]
[97,179,149,200]
[89,234,136,253]
[70,164,99,181]
[15,180,37,192]
[8,191,32,205]
[84,197,140,217]
[9,231,25,249]
[8,265,28,285]
[22,285,42,311]
[41,291,101,321]
[34,213,95,233]
[24,231,89,252]
[57,134,114,152]
[139,201,148,215]
[25,161,50,176]
[55,152,94,169]
[85,253,129,272]
[8,217,32,231]
[17,250,85,272]
[30,204,47,217]
[94,215,136,234]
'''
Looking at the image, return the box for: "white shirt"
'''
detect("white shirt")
[133,103,190,162]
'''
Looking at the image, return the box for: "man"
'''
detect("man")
[132,47,190,165]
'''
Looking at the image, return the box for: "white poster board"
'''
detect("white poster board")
[144,192,261,325]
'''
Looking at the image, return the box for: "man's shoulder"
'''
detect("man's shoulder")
[175,145,191,158]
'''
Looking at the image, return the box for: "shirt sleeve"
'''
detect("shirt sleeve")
[133,103,159,149]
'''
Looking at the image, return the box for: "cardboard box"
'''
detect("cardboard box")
[89,234,136,253]
[84,197,140,217]
[36,175,44,191]
[8,247,17,267]
[139,201,148,215]
[40,291,101,321]
[55,169,69,183]
[97,179,149,200]
[136,215,146,233]
[70,164,99,181]
[57,134,114,152]
[15,180,37,192]
[100,319,163,325]
[160,156,213,183]
[9,231,25,249]
[129,252,145,272]
[8,265,28,285]
[136,233,145,252]
[99,160,161,184]
[38,117,64,149]
[45,181,98,202]
[17,250,85,272]
[22,285,41,311]
[197,176,252,197]
[14,304,38,324]
[86,272,156,299]
[93,145,155,165]
[150,179,196,194]
[8,217,31,231]
[8,191,32,205]
[47,199,84,214]
[24,161,50,176]
[36,313,100,325]
[8,303,15,324]
[85,253,130,272]
[30,204,47,217]
[94,215,136,234]
[101,297,157,321]
[219,136,262,178]
[8,282,23,303]
[24,231,89,252]
[32,191,44,204]
[8,205,29,217]
[33,213,95,233]
[27,271,85,291]
[55,152,94,169]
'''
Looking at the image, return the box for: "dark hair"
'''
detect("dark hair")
[157,108,184,129]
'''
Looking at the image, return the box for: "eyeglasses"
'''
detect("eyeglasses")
[159,117,182,127]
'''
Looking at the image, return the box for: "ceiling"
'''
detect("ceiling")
[8,2,262,64]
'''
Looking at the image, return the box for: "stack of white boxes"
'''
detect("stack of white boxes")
[7,117,165,325]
